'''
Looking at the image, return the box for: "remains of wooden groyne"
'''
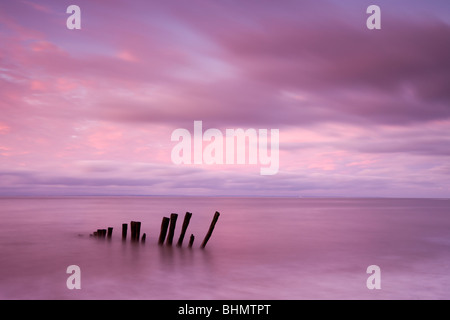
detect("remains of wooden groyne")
[90,211,220,249]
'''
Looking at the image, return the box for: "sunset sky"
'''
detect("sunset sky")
[0,0,449,197]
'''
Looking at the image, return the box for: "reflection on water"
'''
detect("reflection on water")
[0,197,449,299]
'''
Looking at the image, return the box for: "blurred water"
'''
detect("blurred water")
[0,196,449,299]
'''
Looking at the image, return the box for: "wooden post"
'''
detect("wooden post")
[130,221,135,241]
[188,234,195,248]
[122,223,127,240]
[98,229,107,238]
[131,221,140,241]
[158,217,170,245]
[135,221,141,242]
[166,213,178,246]
[177,212,192,247]
[107,227,113,239]
[201,211,220,249]
[141,233,146,243]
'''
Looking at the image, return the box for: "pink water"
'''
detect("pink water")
[0,197,449,299]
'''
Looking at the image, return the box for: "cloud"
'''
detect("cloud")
[0,0,449,197]
[3,1,449,129]
[213,20,450,125]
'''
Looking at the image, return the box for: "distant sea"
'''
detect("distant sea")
[0,196,449,299]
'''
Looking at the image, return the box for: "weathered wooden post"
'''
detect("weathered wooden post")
[122,223,127,241]
[177,212,192,247]
[130,221,141,241]
[107,227,113,239]
[201,211,220,249]
[136,221,141,242]
[130,221,136,241]
[98,229,107,238]
[158,217,170,245]
[188,234,195,248]
[166,213,178,246]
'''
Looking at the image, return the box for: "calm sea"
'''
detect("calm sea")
[0,196,449,300]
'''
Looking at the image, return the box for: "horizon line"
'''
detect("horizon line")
[0,194,448,200]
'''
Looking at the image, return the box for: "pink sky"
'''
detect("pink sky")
[0,0,449,197]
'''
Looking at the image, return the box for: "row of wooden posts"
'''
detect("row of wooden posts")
[91,211,220,249]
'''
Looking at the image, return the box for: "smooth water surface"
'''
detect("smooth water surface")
[0,197,449,299]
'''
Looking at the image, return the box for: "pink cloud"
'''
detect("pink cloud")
[0,0,449,197]
[20,0,53,14]
[116,50,138,63]
[0,124,10,134]
[30,80,47,91]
